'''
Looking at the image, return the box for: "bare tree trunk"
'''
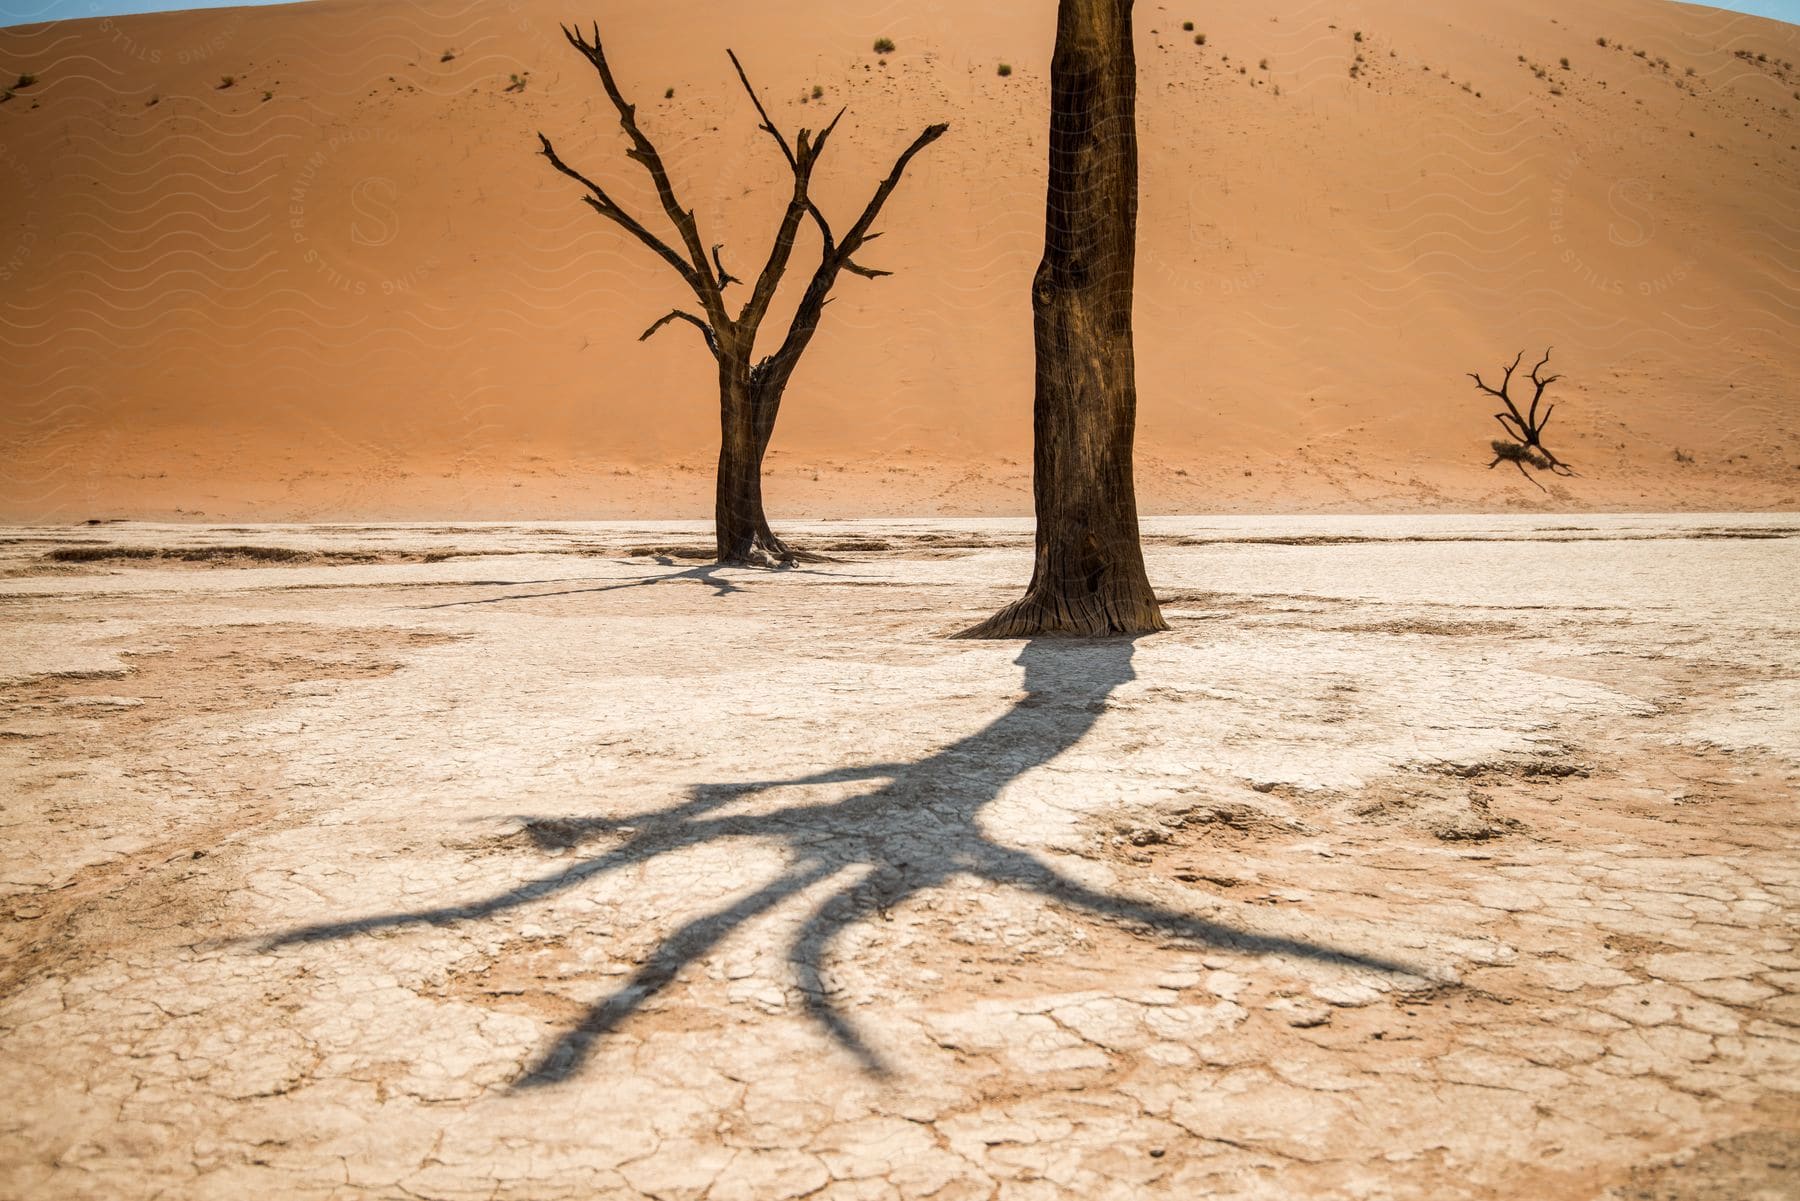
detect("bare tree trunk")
[714,364,763,564]
[722,274,836,564]
[961,0,1165,638]
[715,358,803,566]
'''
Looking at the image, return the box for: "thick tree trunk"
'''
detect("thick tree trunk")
[714,369,761,564]
[714,360,798,566]
[961,0,1165,638]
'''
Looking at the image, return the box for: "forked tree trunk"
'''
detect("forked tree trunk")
[712,274,834,564]
[960,0,1165,638]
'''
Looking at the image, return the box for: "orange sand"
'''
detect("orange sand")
[0,0,1796,521]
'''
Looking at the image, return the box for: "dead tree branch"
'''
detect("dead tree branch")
[536,133,699,288]
[640,309,720,356]
[551,23,726,324]
[710,244,739,290]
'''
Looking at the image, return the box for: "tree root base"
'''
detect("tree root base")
[954,590,1168,640]
[716,532,835,569]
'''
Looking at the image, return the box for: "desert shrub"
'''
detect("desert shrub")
[1259,57,1268,69]
[812,83,823,98]
[873,37,895,54]
[1183,20,1194,31]
[15,73,36,88]
[1491,441,1553,470]
[440,49,455,63]
[997,63,1012,77]
[1560,56,1570,69]
[1195,33,1206,46]
[217,75,234,89]
[1596,36,1608,47]
[664,86,674,98]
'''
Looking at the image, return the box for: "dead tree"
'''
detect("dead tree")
[959,0,1165,638]
[1467,348,1575,490]
[538,24,947,565]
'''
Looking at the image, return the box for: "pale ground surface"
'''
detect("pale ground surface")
[1,514,1797,1200]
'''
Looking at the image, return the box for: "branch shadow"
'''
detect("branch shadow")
[414,557,876,609]
[264,638,1423,1086]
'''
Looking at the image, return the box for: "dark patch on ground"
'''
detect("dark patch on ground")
[1606,1127,1800,1200]
[625,545,718,561]
[40,545,467,567]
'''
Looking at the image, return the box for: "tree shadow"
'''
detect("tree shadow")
[265,638,1421,1086]
[413,556,875,609]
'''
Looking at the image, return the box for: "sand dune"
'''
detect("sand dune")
[0,0,1797,520]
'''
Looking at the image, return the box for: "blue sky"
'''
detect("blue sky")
[2,0,1797,28]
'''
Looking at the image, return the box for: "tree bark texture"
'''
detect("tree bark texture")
[961,0,1165,638]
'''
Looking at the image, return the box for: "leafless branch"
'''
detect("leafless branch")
[727,49,797,167]
[710,244,739,290]
[559,23,724,318]
[537,133,698,286]
[1526,348,1561,428]
[640,308,719,357]
[831,123,950,276]
[725,52,858,333]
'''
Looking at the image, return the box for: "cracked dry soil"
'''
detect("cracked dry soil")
[0,516,1796,1200]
